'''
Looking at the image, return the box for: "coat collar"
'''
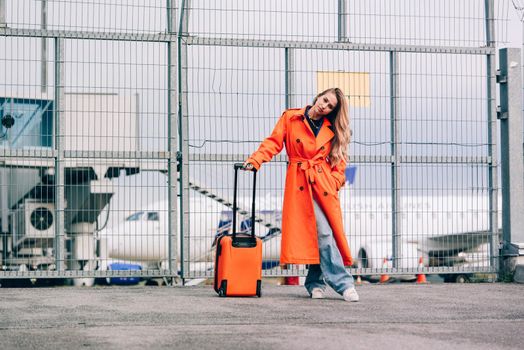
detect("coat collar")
[289,106,335,151]
[316,116,335,151]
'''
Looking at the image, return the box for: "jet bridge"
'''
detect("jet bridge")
[0,93,165,281]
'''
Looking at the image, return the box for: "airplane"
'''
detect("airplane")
[96,194,284,284]
[97,166,495,284]
[96,197,221,284]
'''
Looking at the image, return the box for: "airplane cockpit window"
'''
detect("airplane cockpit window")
[126,211,144,221]
[147,212,159,221]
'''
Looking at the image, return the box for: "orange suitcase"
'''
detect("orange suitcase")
[214,163,262,297]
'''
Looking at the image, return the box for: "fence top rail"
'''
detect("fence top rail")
[185,37,495,55]
[0,27,496,55]
[0,28,176,42]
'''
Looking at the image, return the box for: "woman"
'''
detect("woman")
[243,88,359,302]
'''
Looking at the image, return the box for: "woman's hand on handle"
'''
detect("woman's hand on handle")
[243,161,255,171]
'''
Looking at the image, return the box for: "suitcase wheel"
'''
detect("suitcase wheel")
[218,280,227,297]
[256,280,262,298]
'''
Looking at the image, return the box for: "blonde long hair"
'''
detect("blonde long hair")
[313,88,350,166]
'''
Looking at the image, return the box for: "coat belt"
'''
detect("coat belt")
[289,156,325,184]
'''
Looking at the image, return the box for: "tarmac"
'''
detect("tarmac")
[0,282,523,350]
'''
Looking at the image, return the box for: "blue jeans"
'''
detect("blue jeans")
[305,200,354,295]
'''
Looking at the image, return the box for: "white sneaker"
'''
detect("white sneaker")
[311,288,325,299]
[343,287,359,302]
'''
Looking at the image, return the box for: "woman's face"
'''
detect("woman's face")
[312,92,338,117]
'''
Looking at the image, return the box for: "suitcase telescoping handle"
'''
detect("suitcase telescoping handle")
[232,163,257,247]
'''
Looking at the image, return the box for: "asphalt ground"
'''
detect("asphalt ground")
[0,282,523,350]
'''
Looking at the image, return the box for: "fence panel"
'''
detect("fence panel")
[181,0,500,282]
[0,0,177,285]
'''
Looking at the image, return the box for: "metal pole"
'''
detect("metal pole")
[485,0,499,273]
[0,0,6,28]
[54,38,66,271]
[498,48,524,257]
[41,0,47,93]
[0,162,8,265]
[166,0,172,33]
[284,48,294,109]
[337,0,347,42]
[487,54,499,271]
[390,51,400,268]
[167,0,179,281]
[178,0,190,281]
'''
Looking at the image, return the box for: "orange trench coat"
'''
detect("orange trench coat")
[247,107,353,266]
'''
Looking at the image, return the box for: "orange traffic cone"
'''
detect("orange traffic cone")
[416,257,428,284]
[379,258,390,283]
[355,275,362,286]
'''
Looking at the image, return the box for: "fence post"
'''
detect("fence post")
[485,0,499,278]
[0,0,6,28]
[167,0,180,284]
[498,48,524,281]
[390,51,400,268]
[178,0,191,282]
[284,48,294,109]
[0,163,8,266]
[41,0,47,93]
[337,0,347,42]
[54,37,66,272]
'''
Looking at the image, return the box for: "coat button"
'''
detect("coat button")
[320,146,325,150]
[323,191,328,196]
[298,162,302,166]
[317,168,322,173]
[299,186,304,191]
[296,138,301,143]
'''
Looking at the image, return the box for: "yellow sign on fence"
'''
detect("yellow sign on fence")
[317,71,370,107]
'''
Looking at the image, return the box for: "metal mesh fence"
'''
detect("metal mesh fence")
[181,0,501,281]
[0,0,175,285]
[0,0,516,285]
[4,0,168,33]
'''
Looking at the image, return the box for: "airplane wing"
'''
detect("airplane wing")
[417,230,494,267]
